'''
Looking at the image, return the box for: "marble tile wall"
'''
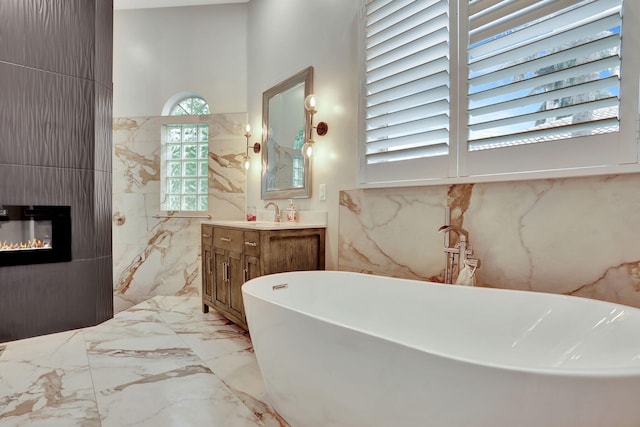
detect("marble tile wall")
[339,173,640,309]
[112,114,246,312]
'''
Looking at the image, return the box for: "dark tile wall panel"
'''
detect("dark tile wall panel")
[95,170,112,258]
[0,259,99,342]
[95,0,114,88]
[0,62,95,170]
[95,255,114,324]
[95,83,113,173]
[22,0,95,79]
[65,259,100,329]
[0,0,25,65]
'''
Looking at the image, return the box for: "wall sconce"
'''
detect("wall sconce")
[243,124,261,170]
[302,94,329,159]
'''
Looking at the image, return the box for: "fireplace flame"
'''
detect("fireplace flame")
[0,239,52,251]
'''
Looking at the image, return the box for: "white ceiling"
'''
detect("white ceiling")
[114,0,249,10]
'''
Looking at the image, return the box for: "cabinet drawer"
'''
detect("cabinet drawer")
[213,227,244,251]
[201,225,213,246]
[243,231,260,257]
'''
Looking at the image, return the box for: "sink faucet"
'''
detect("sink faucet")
[264,202,281,222]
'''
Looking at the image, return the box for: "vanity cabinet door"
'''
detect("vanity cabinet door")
[213,247,230,312]
[202,245,213,311]
[245,255,261,283]
[227,250,244,321]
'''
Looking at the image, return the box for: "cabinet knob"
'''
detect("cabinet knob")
[244,241,257,247]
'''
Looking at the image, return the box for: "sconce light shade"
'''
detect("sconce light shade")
[304,94,317,114]
[301,140,314,159]
[243,155,251,170]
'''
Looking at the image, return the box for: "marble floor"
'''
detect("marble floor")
[0,296,288,427]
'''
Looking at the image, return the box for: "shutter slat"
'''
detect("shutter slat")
[470,14,620,71]
[366,142,449,164]
[366,41,449,87]
[367,70,449,107]
[367,57,449,96]
[367,19,448,72]
[469,55,620,104]
[469,97,619,134]
[367,128,449,152]
[367,109,449,142]
[469,0,620,59]
[470,0,580,41]
[367,0,443,48]
[469,75,619,119]
[469,118,619,151]
[469,34,620,87]
[368,85,449,118]
[469,0,507,17]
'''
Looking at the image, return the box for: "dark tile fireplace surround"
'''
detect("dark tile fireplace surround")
[0,0,114,342]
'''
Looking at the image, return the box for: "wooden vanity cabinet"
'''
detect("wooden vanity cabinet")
[201,224,325,329]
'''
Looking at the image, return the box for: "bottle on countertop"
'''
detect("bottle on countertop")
[286,199,297,222]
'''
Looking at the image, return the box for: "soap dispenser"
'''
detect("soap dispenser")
[286,199,297,222]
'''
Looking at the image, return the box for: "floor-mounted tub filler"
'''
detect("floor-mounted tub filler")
[242,271,640,427]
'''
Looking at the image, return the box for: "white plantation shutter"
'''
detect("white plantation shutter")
[363,0,450,165]
[359,0,638,187]
[467,0,622,151]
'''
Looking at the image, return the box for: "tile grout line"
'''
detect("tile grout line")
[80,327,105,427]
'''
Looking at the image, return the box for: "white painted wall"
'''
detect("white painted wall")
[113,4,248,117]
[246,0,361,269]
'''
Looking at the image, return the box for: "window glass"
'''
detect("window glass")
[162,97,210,211]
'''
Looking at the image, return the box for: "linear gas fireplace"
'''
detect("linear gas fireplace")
[0,205,71,267]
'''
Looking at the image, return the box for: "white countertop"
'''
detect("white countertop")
[202,220,326,230]
[203,210,327,230]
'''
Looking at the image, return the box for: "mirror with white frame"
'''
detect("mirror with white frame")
[261,66,313,199]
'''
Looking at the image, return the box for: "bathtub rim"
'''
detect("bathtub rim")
[243,270,640,379]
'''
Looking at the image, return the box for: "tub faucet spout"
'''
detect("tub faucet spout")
[264,202,281,222]
[438,225,468,242]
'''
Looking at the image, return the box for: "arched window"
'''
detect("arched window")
[170,96,210,116]
[161,96,210,212]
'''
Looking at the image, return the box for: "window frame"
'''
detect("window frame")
[357,0,640,188]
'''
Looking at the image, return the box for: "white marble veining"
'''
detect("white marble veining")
[339,173,640,308]
[112,114,247,312]
[0,297,286,427]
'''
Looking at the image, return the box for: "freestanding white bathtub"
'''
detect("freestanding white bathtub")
[242,271,640,427]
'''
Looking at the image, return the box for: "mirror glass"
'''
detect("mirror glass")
[261,67,313,199]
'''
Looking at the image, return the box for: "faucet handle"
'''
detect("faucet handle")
[465,258,480,269]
